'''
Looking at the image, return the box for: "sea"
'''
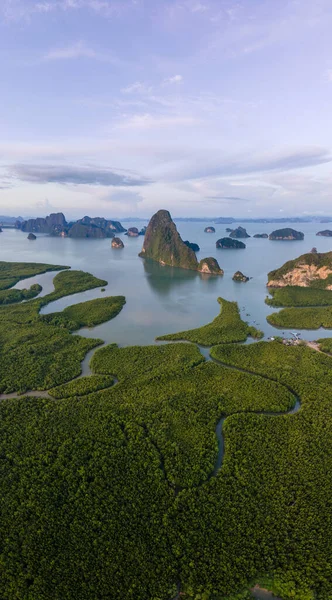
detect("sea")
[1,221,332,347]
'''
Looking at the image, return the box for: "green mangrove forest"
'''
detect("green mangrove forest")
[0,261,332,599]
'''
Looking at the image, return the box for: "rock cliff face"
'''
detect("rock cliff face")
[317,230,332,237]
[233,271,249,282]
[21,213,67,234]
[269,228,304,240]
[139,209,222,274]
[229,226,250,238]
[216,238,246,249]
[139,210,198,270]
[267,252,332,289]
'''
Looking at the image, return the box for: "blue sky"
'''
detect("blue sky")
[1,0,332,218]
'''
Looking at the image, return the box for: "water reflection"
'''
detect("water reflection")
[143,259,198,296]
[143,259,220,296]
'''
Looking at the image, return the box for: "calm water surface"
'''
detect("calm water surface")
[2,221,332,346]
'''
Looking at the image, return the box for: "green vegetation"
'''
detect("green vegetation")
[42,295,125,331]
[2,334,332,598]
[266,286,332,307]
[157,297,263,345]
[2,262,332,599]
[39,269,108,305]
[0,283,42,305]
[0,339,300,599]
[317,338,332,353]
[0,267,123,393]
[49,374,115,398]
[92,342,205,380]
[267,305,332,329]
[0,261,67,290]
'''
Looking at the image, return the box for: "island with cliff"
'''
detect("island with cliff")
[266,251,332,328]
[139,209,223,275]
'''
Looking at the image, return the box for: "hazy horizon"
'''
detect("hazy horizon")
[1,0,332,218]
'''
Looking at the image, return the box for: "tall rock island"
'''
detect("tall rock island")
[139,210,223,274]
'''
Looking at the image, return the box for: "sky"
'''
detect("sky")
[1,0,332,219]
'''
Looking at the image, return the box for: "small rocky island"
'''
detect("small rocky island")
[184,240,200,252]
[125,227,139,237]
[27,233,37,240]
[232,271,249,282]
[267,251,332,288]
[204,226,215,233]
[229,226,250,238]
[139,209,223,274]
[111,237,124,249]
[269,228,304,240]
[216,237,246,249]
[317,230,332,237]
[198,257,223,275]
[225,227,233,233]
[253,233,268,238]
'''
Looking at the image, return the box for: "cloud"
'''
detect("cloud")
[206,195,250,203]
[190,2,208,13]
[103,190,143,204]
[163,74,183,84]
[8,164,152,186]
[165,147,332,181]
[1,0,133,21]
[43,41,118,63]
[115,113,198,130]
[121,81,152,94]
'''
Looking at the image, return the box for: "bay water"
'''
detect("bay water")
[1,221,331,346]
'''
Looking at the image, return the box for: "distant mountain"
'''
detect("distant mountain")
[20,213,67,235]
[0,215,25,224]
[15,213,126,238]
